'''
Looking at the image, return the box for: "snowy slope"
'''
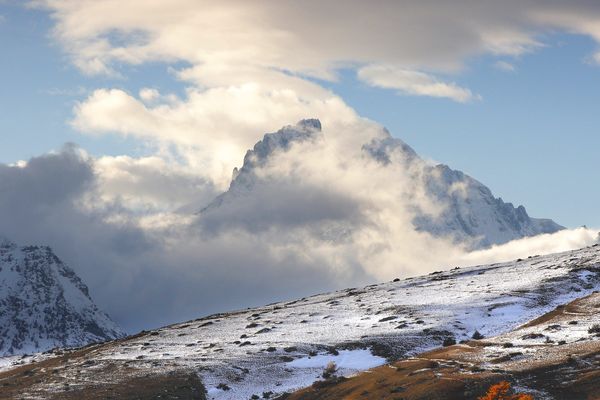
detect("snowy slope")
[200,119,562,248]
[4,243,598,399]
[0,238,124,356]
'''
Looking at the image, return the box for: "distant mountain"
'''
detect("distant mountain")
[200,119,563,248]
[0,238,124,356]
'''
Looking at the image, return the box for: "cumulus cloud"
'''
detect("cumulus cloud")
[71,86,359,187]
[35,2,600,83]
[358,65,479,102]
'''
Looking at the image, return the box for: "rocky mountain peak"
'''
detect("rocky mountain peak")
[0,239,124,356]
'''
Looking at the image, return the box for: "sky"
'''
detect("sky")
[1,1,600,227]
[1,1,600,332]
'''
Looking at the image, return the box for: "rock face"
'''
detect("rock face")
[200,119,563,249]
[0,238,124,356]
[414,163,562,248]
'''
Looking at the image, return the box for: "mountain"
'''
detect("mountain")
[415,163,563,247]
[200,119,563,249]
[201,119,324,213]
[1,244,598,399]
[0,238,124,356]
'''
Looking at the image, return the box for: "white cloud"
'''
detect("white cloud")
[138,88,159,103]
[458,227,599,267]
[93,155,217,212]
[358,65,479,103]
[494,60,516,72]
[72,85,359,188]
[35,2,600,79]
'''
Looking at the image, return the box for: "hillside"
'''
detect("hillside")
[285,291,600,400]
[0,243,598,399]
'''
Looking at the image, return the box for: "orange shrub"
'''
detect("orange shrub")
[478,381,533,400]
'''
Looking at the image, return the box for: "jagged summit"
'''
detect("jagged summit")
[205,119,323,213]
[0,238,124,356]
[235,118,322,178]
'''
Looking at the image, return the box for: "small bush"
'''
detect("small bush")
[472,330,485,340]
[478,381,533,400]
[322,361,338,380]
[443,337,456,347]
[588,324,600,334]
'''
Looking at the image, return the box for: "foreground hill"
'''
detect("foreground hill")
[0,244,598,399]
[0,238,124,356]
[285,291,600,400]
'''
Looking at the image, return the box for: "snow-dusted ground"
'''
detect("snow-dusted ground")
[98,244,600,399]
[2,244,599,399]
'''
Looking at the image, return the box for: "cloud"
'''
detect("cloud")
[0,134,596,334]
[7,1,600,334]
[93,155,218,212]
[36,1,585,78]
[459,227,600,267]
[35,2,600,81]
[71,85,359,188]
[0,147,344,330]
[31,1,600,190]
[27,0,600,194]
[494,60,516,72]
[358,65,479,102]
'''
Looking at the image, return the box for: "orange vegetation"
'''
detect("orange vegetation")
[478,381,533,400]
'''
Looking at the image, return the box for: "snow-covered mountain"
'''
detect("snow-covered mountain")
[415,163,562,247]
[201,119,562,248]
[0,238,124,356]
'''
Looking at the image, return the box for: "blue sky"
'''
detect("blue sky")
[1,2,599,228]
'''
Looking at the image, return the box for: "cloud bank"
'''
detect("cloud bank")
[1,133,597,333]
[2,2,598,332]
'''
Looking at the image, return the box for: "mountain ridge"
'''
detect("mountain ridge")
[0,238,124,356]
